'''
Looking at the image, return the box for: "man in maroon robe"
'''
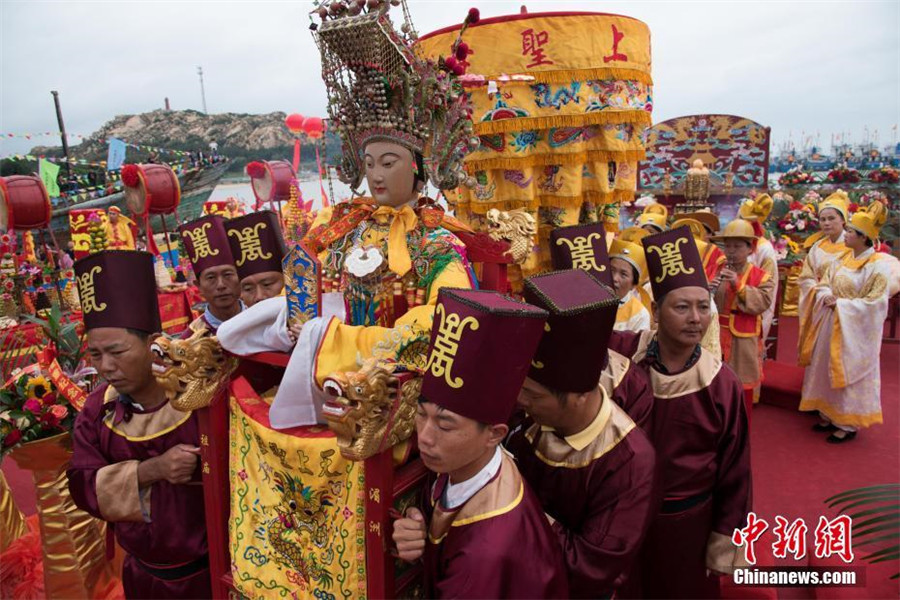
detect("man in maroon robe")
[551,223,654,431]
[67,251,210,599]
[179,214,242,335]
[507,269,657,598]
[225,210,287,307]
[611,226,752,598]
[392,288,568,598]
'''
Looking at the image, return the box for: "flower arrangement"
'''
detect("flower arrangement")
[779,167,815,186]
[777,203,819,236]
[0,304,95,455]
[800,190,822,205]
[826,164,861,184]
[0,369,75,452]
[773,235,804,266]
[869,166,899,184]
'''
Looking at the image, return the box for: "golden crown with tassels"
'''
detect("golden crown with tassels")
[311,0,479,191]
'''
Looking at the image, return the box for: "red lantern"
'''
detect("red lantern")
[303,117,325,140]
[285,113,306,135]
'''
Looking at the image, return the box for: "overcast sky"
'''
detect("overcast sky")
[1,1,897,158]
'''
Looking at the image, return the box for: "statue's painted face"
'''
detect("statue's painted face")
[364,141,418,207]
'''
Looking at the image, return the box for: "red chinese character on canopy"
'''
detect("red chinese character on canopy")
[772,516,808,560]
[522,28,554,68]
[732,512,769,565]
[603,24,628,63]
[814,515,855,563]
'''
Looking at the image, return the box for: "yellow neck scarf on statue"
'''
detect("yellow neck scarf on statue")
[372,204,418,277]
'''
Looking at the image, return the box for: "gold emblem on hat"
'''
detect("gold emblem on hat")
[228,222,272,267]
[556,233,606,273]
[78,265,108,314]
[426,304,479,389]
[182,222,220,263]
[531,321,551,369]
[647,237,695,283]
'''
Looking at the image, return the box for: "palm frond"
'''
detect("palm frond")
[828,484,900,581]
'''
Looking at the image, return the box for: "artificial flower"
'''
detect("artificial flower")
[2,429,22,447]
[25,375,51,400]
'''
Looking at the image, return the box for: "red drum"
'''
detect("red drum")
[248,160,295,204]
[123,164,181,216]
[0,175,52,231]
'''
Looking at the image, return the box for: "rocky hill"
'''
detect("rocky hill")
[21,109,339,175]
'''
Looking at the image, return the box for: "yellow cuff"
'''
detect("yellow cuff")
[96,460,146,522]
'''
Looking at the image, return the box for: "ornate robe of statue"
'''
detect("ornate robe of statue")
[302,199,474,385]
[67,384,209,599]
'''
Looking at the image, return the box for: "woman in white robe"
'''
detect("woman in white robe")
[798,203,891,443]
[797,192,850,357]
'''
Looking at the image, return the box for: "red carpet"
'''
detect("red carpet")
[3,316,897,598]
[752,317,900,599]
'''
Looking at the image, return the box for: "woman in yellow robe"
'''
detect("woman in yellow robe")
[799,203,891,442]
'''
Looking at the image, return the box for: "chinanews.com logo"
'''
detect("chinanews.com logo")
[731,512,865,588]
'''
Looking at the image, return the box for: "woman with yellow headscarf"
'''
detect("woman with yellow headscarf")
[796,191,851,359]
[798,202,891,443]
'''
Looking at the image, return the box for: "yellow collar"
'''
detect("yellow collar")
[541,388,612,452]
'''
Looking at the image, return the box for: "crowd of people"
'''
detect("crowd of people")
[60,3,894,600]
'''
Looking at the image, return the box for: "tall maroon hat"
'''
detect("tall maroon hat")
[523,270,618,393]
[641,225,709,300]
[549,223,613,287]
[75,250,161,334]
[225,210,287,279]
[421,288,548,425]
[178,215,235,277]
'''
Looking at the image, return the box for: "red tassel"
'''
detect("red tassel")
[121,164,140,188]
[246,161,267,179]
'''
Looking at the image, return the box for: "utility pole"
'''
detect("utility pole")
[50,90,72,179]
[197,66,208,114]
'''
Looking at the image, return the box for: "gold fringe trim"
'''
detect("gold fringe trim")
[465,148,646,172]
[459,189,635,215]
[474,110,652,136]
[528,66,653,86]
[798,397,883,429]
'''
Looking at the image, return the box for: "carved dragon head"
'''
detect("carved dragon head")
[321,358,421,461]
[150,328,236,411]
[486,208,537,264]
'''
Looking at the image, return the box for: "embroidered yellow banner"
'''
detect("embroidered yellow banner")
[229,384,367,600]
[419,12,653,273]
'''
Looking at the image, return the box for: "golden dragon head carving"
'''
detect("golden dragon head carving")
[151,328,237,412]
[321,358,422,461]
[486,208,537,265]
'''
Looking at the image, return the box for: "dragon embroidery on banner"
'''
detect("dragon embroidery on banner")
[532,82,582,109]
[267,470,334,587]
